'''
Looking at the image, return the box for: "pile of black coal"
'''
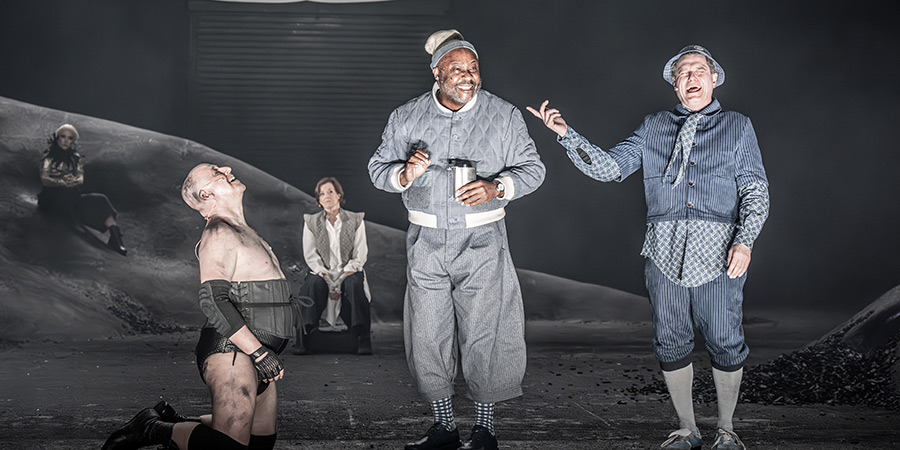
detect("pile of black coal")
[627,316,900,409]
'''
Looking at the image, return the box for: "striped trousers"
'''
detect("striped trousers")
[644,259,749,372]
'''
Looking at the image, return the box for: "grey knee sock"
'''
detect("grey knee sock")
[662,363,696,433]
[713,367,743,431]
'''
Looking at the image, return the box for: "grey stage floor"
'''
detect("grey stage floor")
[1,317,898,449]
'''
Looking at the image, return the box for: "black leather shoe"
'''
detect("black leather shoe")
[404,422,461,450]
[153,400,199,423]
[293,329,307,355]
[356,333,372,355]
[107,225,127,256]
[101,406,174,450]
[459,425,498,450]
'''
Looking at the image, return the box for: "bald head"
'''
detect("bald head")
[182,163,214,216]
[182,163,245,220]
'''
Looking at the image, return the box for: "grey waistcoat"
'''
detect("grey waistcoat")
[303,209,364,270]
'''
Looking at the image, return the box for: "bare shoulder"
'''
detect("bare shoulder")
[199,218,241,252]
[197,218,242,280]
[199,217,283,281]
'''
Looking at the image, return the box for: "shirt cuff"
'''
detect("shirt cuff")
[557,126,578,144]
[496,175,515,201]
[390,164,412,191]
[732,233,756,250]
[557,126,588,159]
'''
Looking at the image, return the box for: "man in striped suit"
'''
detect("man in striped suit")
[528,45,769,450]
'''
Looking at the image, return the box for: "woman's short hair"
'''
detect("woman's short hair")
[314,176,345,206]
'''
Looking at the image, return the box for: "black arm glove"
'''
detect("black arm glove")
[198,280,247,338]
[249,346,284,381]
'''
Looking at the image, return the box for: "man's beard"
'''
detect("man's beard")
[438,77,481,106]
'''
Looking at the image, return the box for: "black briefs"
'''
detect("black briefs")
[194,327,288,396]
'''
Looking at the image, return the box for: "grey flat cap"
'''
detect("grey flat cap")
[662,45,725,87]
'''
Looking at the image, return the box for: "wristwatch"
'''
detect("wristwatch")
[494,179,506,198]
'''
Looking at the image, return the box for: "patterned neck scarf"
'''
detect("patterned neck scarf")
[663,112,701,187]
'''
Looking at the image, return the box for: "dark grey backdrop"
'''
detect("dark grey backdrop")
[1,0,898,317]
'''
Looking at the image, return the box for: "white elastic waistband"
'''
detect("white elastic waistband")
[408,210,438,228]
[408,208,506,229]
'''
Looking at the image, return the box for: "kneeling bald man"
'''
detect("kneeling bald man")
[101,163,294,450]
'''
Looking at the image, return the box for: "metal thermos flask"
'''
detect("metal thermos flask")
[448,159,476,194]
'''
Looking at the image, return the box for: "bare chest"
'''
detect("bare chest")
[232,228,285,281]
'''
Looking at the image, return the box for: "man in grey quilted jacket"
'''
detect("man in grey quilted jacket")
[368,29,545,450]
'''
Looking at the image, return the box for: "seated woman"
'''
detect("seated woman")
[295,177,372,355]
[38,123,127,255]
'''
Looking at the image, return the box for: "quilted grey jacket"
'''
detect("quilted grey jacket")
[368,86,545,230]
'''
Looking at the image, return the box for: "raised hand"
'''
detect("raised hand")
[526,100,568,137]
[400,149,431,187]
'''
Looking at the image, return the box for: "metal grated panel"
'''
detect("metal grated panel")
[188,0,448,193]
